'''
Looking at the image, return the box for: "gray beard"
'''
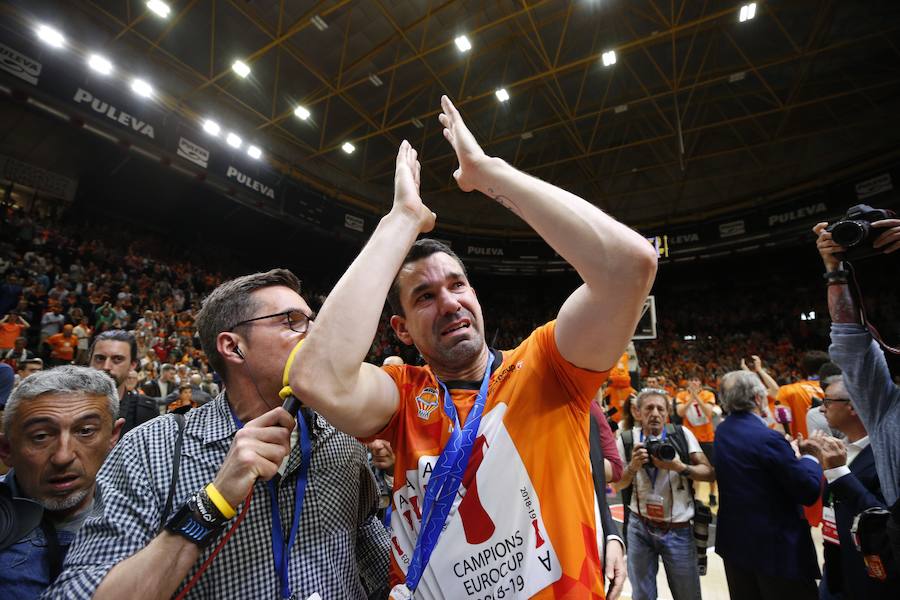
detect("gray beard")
[38,487,90,512]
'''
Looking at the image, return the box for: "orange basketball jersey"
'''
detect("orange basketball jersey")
[371,322,609,599]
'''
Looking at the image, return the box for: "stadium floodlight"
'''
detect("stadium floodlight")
[232,60,251,78]
[36,25,65,48]
[294,105,311,120]
[88,54,113,75]
[341,142,356,154]
[739,3,757,22]
[454,35,472,52]
[202,119,221,136]
[495,88,510,102]
[226,133,242,148]
[247,145,262,160]
[602,50,617,67]
[131,78,153,98]
[146,0,171,18]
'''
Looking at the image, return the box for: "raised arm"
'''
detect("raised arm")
[438,96,657,371]
[291,142,435,437]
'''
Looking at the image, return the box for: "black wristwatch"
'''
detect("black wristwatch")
[164,494,225,548]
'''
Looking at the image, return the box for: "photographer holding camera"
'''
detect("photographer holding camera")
[814,209,900,576]
[615,388,715,600]
[813,212,899,507]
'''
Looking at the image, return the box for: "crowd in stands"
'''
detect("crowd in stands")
[4,208,897,396]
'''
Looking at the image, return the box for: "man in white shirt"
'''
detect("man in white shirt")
[615,389,716,600]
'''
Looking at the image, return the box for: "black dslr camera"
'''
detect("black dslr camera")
[644,436,678,464]
[825,204,895,261]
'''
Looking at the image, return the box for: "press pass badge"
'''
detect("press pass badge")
[822,506,840,546]
[645,493,665,520]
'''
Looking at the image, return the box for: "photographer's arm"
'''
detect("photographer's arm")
[813,222,860,324]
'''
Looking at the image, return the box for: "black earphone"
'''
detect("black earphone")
[234,346,245,360]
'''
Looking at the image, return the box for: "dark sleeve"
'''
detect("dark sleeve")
[590,402,624,482]
[766,433,823,506]
[829,473,886,515]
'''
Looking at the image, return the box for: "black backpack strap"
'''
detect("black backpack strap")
[159,413,187,532]
[621,429,634,463]
[665,424,692,466]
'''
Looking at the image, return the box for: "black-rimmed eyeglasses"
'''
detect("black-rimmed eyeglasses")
[229,310,314,334]
[822,397,851,407]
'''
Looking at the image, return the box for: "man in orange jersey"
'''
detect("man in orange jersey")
[776,351,830,438]
[676,372,720,505]
[291,96,657,600]
[603,352,635,425]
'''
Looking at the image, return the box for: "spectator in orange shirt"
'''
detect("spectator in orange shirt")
[46,324,78,366]
[603,351,635,423]
[676,372,720,505]
[0,311,30,352]
[776,351,830,438]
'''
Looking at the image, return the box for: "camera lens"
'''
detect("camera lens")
[658,444,678,461]
[830,220,868,247]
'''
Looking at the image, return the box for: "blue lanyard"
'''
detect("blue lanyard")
[230,405,311,600]
[404,352,494,592]
[640,428,666,488]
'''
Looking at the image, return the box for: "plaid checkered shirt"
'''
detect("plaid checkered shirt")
[42,394,390,599]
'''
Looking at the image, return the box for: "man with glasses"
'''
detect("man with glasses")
[808,377,898,599]
[47,269,389,599]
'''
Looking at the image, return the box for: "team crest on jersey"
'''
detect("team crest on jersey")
[415,387,440,420]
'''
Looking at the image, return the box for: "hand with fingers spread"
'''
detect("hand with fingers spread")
[872,218,900,254]
[211,406,296,508]
[438,95,492,193]
[392,140,435,233]
[813,221,844,271]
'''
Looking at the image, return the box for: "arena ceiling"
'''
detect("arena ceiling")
[7,0,900,235]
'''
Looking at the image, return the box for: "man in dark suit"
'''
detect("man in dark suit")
[140,363,176,399]
[714,370,823,600]
[812,376,899,599]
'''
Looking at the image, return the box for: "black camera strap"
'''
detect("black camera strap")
[39,514,63,583]
[847,261,900,355]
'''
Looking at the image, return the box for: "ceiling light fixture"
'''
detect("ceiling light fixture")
[495,88,510,102]
[202,119,221,136]
[311,15,328,31]
[131,78,153,98]
[602,50,617,67]
[341,142,355,154]
[739,3,757,22]
[226,133,242,148]
[87,54,113,75]
[294,105,311,120]
[232,60,251,78]
[368,73,383,87]
[247,145,262,160]
[36,25,65,48]
[146,0,171,19]
[454,35,472,52]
